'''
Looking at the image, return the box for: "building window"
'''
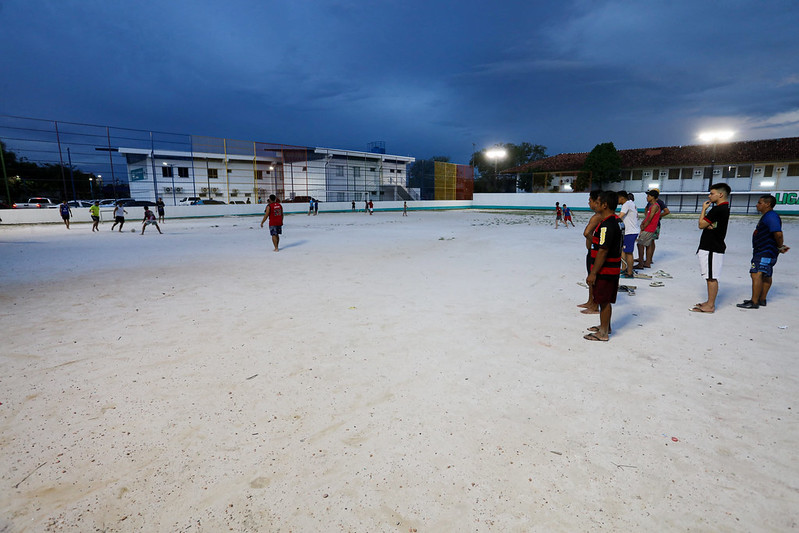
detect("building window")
[178,167,189,178]
[336,165,344,177]
[256,170,263,180]
[722,166,736,179]
[208,168,218,179]
[737,165,752,178]
[787,164,799,176]
[632,170,643,180]
[302,166,307,172]
[620,170,631,180]
[763,165,774,177]
[162,166,173,178]
[668,168,680,180]
[353,167,361,178]
[652,169,659,180]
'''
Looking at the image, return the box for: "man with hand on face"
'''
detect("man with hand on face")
[692,183,731,314]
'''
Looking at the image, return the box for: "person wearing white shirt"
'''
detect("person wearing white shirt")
[617,191,639,278]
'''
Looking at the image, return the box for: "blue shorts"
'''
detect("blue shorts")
[623,234,638,253]
[750,255,776,277]
[269,225,282,236]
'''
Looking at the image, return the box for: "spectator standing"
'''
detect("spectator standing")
[648,188,670,263]
[617,190,639,278]
[584,190,623,341]
[578,190,603,314]
[156,197,165,223]
[691,183,731,313]
[737,194,790,309]
[635,190,661,269]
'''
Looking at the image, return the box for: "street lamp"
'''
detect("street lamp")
[485,147,507,178]
[89,177,94,199]
[698,130,735,186]
[163,162,176,206]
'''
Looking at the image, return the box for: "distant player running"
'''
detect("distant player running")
[563,204,575,227]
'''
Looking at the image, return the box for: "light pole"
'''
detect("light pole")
[89,177,94,199]
[163,162,176,205]
[485,148,507,189]
[97,175,103,199]
[698,130,734,188]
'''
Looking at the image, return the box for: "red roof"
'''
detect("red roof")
[504,137,799,173]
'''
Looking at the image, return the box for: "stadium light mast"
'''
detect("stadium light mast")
[485,147,507,178]
[698,130,735,187]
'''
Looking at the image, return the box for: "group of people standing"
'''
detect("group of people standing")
[579,184,789,341]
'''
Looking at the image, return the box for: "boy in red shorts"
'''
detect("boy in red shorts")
[585,190,623,341]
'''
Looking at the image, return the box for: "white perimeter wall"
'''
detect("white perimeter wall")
[6,193,799,225]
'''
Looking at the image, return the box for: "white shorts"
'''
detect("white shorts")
[697,249,724,280]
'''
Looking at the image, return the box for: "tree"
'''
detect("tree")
[471,142,548,193]
[1,140,118,201]
[579,142,622,190]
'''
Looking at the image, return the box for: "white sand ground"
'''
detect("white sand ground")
[1,209,797,532]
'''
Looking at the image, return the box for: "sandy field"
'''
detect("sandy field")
[1,209,797,532]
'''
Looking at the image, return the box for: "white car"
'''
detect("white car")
[179,197,201,205]
[68,200,94,208]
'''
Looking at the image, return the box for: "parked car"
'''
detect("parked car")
[99,198,134,206]
[122,200,157,207]
[12,197,59,208]
[68,200,94,208]
[197,198,226,205]
[179,197,201,205]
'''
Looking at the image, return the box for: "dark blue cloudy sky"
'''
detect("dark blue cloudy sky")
[1,0,798,163]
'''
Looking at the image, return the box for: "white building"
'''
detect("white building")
[120,143,415,206]
[503,137,799,213]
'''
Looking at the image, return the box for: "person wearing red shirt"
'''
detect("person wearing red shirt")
[260,194,284,252]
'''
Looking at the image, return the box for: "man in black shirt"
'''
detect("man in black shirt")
[692,183,731,313]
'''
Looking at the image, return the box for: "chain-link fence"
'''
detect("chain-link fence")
[1,115,414,206]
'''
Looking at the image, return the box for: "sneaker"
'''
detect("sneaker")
[736,300,759,309]
[761,299,767,307]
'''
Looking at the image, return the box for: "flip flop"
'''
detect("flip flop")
[634,273,652,279]
[690,306,714,313]
[650,281,665,287]
[654,270,673,278]
[580,308,600,314]
[584,332,609,341]
[587,326,612,334]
